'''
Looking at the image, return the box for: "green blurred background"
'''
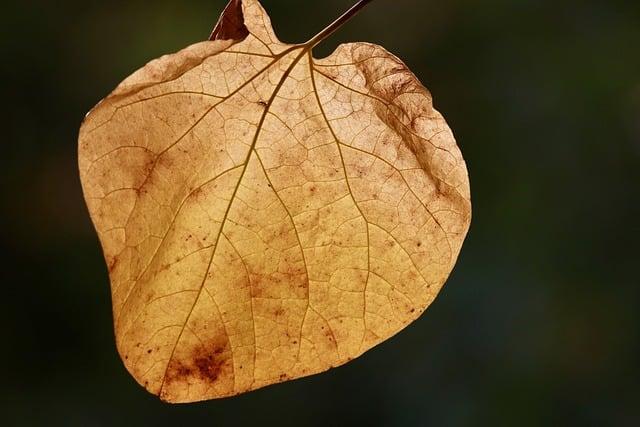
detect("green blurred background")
[2,0,639,425]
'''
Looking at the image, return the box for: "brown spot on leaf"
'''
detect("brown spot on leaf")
[107,255,119,273]
[250,275,264,298]
[164,342,230,387]
[193,353,225,382]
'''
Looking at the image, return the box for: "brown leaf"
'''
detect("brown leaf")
[78,0,471,403]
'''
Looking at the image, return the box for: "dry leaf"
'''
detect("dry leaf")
[78,0,471,403]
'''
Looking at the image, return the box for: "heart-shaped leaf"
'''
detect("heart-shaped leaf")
[79,0,471,403]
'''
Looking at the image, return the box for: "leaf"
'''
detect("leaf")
[78,0,471,403]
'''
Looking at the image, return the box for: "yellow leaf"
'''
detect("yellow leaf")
[78,0,471,403]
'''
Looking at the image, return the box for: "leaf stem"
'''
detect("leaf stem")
[305,0,375,48]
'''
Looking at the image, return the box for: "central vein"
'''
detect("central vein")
[159,46,311,391]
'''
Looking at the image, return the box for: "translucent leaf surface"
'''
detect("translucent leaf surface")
[78,0,471,403]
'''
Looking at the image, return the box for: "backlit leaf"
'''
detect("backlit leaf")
[78,0,471,403]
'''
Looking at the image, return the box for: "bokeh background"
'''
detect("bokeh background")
[2,0,639,425]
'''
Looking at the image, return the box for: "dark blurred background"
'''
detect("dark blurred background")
[2,0,639,425]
